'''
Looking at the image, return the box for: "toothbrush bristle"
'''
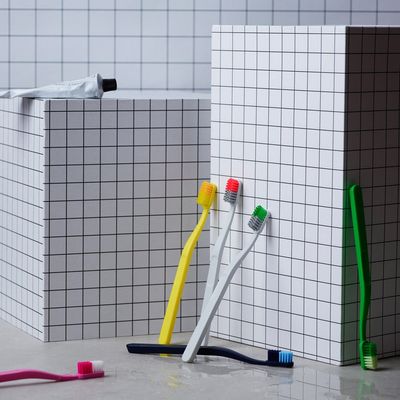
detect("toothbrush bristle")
[77,360,104,375]
[226,178,239,193]
[248,205,269,231]
[197,181,217,209]
[361,341,378,370]
[278,351,293,364]
[77,361,94,374]
[364,356,378,370]
[90,360,105,373]
[223,178,240,204]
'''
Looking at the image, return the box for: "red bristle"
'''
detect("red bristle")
[77,361,93,375]
[225,178,239,193]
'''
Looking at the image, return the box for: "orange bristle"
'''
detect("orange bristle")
[197,181,217,209]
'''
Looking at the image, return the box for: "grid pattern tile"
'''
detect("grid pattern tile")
[343,27,400,363]
[43,97,211,341]
[0,95,211,341]
[0,97,45,340]
[210,25,400,365]
[1,1,400,91]
[43,97,211,340]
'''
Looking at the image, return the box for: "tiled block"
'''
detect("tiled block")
[0,93,211,341]
[210,25,400,365]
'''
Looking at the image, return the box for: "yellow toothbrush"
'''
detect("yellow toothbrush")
[159,181,217,345]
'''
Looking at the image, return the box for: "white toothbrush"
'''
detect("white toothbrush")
[201,178,241,345]
[182,206,270,363]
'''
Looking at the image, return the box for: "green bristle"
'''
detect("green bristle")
[248,206,269,232]
[252,205,268,221]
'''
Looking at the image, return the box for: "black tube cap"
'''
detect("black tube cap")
[102,78,117,92]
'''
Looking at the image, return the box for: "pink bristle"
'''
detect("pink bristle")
[77,361,93,375]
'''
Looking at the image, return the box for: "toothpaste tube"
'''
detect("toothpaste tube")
[0,73,117,99]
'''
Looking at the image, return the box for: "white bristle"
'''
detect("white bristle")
[365,357,378,369]
[90,360,104,372]
[223,190,238,204]
[248,215,263,231]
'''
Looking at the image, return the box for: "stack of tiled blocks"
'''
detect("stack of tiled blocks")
[210,25,400,365]
[1,25,399,368]
[0,95,210,341]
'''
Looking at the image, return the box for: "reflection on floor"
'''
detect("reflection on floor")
[0,320,398,400]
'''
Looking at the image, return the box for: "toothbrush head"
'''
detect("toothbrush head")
[76,360,105,379]
[197,181,217,210]
[360,340,378,370]
[223,178,240,204]
[267,349,294,367]
[248,205,269,231]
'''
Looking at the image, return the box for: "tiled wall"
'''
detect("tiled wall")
[43,97,210,341]
[209,25,400,365]
[0,98,45,340]
[343,27,400,362]
[1,0,400,91]
[0,96,211,341]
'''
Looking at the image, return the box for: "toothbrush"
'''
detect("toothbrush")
[349,184,378,370]
[126,343,293,368]
[0,360,105,383]
[202,178,241,345]
[159,181,217,345]
[182,206,270,363]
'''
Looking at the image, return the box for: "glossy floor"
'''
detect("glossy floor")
[0,321,398,400]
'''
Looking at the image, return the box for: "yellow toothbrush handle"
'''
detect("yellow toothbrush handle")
[159,209,209,344]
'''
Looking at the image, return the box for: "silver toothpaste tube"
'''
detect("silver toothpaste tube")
[0,73,117,99]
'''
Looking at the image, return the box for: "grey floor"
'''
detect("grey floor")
[0,321,399,400]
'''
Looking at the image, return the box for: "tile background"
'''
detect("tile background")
[0,98,45,339]
[210,25,400,365]
[0,96,211,341]
[43,97,211,341]
[1,0,400,91]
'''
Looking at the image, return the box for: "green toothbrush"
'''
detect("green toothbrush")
[349,184,378,370]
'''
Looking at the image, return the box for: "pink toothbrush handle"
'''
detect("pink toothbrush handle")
[0,369,77,383]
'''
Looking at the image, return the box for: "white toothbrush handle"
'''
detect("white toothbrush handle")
[202,203,236,345]
[182,221,266,363]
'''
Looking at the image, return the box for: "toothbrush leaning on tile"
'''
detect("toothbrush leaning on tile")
[201,178,241,345]
[159,181,217,345]
[349,184,378,370]
[127,203,294,368]
[182,206,271,363]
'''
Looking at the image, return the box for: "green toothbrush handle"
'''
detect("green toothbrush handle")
[349,184,371,343]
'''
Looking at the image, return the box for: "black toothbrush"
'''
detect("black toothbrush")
[126,343,294,368]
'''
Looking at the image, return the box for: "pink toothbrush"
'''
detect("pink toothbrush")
[0,360,104,383]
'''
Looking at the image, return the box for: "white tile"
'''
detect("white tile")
[142,37,167,63]
[10,63,35,88]
[10,10,35,35]
[142,10,167,36]
[36,37,62,62]
[89,10,115,35]
[63,10,88,35]
[36,64,62,87]
[37,10,62,35]
[0,10,8,36]
[10,36,35,62]
[89,37,115,62]
[169,10,193,36]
